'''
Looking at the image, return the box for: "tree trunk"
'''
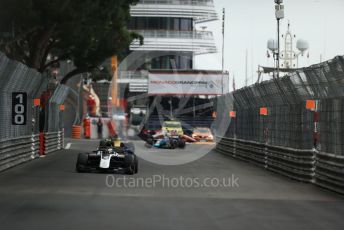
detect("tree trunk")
[28,25,56,71]
[39,39,56,72]
[60,68,90,85]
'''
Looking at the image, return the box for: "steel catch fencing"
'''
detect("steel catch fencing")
[0,52,48,139]
[215,55,344,195]
[216,55,344,153]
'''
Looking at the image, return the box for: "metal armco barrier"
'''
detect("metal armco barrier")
[216,136,344,194]
[315,152,344,195]
[0,135,40,172]
[216,137,266,167]
[265,145,314,182]
[216,137,314,182]
[0,132,64,172]
[43,131,64,155]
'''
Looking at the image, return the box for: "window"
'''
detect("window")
[150,54,193,70]
[148,17,159,30]
[180,18,192,31]
[128,17,193,31]
[173,18,180,30]
[136,17,145,30]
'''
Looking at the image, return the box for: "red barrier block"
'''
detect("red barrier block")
[314,112,320,122]
[39,132,45,156]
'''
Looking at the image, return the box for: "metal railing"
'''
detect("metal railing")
[138,0,214,6]
[315,152,344,194]
[216,137,344,194]
[118,70,149,80]
[0,135,40,172]
[44,131,64,154]
[216,137,315,182]
[132,30,214,40]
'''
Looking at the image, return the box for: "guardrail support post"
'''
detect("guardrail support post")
[31,134,36,159]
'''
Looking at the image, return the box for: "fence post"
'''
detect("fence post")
[260,107,269,169]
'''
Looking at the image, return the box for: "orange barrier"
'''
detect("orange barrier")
[83,119,91,139]
[72,125,82,139]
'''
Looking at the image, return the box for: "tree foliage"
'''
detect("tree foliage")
[0,0,141,84]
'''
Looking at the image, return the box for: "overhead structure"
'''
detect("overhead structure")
[130,0,218,23]
[264,21,309,82]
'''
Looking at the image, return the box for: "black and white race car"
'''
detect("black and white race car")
[76,139,138,174]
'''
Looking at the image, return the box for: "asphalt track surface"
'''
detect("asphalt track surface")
[0,139,343,230]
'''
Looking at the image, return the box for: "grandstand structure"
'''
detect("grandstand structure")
[115,0,227,130]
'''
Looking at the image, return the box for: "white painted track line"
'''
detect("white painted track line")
[65,143,72,149]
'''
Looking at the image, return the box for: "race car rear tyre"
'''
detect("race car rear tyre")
[146,137,154,146]
[145,143,153,148]
[76,153,89,173]
[170,140,177,149]
[178,140,186,149]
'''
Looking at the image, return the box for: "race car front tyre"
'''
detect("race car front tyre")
[76,153,89,173]
[134,156,138,174]
[169,140,177,149]
[125,155,135,175]
[125,164,135,175]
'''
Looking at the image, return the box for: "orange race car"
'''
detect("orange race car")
[192,127,214,142]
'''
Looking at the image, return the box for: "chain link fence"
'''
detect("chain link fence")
[216,56,344,194]
[217,55,344,155]
[45,84,70,132]
[0,52,47,139]
[0,52,69,171]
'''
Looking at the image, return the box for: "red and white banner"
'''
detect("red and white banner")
[148,73,229,95]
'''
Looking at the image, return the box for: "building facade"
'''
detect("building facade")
[114,0,227,128]
[118,0,219,92]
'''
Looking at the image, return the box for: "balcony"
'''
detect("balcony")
[138,0,215,6]
[130,0,218,23]
[116,71,149,93]
[118,71,149,82]
[130,30,217,55]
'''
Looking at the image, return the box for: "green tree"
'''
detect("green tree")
[0,0,142,84]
